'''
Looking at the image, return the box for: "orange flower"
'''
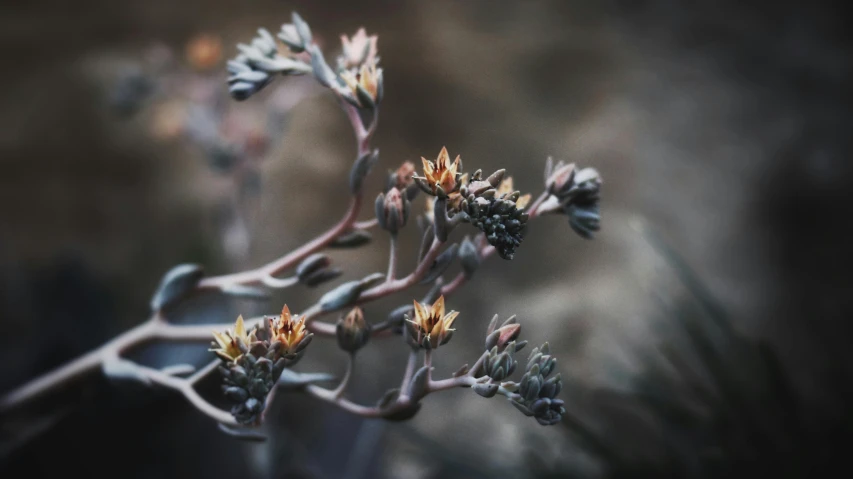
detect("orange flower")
[405,295,459,349]
[186,33,222,70]
[415,147,462,197]
[269,305,309,356]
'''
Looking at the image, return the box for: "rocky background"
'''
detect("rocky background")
[1,0,850,478]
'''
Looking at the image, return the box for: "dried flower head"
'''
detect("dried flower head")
[339,28,379,69]
[210,315,256,362]
[340,62,383,108]
[414,147,463,198]
[269,304,311,359]
[405,295,459,350]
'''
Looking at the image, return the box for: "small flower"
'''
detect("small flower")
[336,307,371,353]
[340,61,383,108]
[414,147,463,198]
[186,33,223,71]
[496,177,532,210]
[387,161,421,202]
[339,28,379,69]
[210,315,256,362]
[405,295,459,350]
[268,304,313,362]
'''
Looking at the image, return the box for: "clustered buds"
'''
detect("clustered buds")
[468,316,565,426]
[336,307,370,353]
[458,169,530,260]
[510,343,565,426]
[227,15,313,101]
[544,157,602,239]
[211,305,313,424]
[404,295,458,350]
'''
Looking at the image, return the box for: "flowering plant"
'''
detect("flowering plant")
[1,12,602,439]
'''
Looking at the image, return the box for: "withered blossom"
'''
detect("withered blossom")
[405,295,459,350]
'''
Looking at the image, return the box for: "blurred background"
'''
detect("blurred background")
[1,0,851,477]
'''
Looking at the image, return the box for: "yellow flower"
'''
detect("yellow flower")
[269,304,309,356]
[405,295,459,349]
[340,28,378,69]
[496,176,532,210]
[210,315,255,362]
[340,62,383,107]
[415,146,462,197]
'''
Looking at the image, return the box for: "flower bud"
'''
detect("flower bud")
[336,307,370,353]
[545,158,576,197]
[375,187,409,234]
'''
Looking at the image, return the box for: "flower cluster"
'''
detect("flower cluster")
[211,305,313,424]
[467,315,565,426]
[510,343,565,426]
[414,147,533,259]
[544,158,602,239]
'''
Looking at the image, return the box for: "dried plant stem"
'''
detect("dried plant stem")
[400,349,419,397]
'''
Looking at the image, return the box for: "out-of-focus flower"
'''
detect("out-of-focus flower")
[186,33,223,71]
[414,147,463,198]
[340,61,383,108]
[339,28,379,70]
[210,315,256,362]
[149,100,187,141]
[405,295,459,350]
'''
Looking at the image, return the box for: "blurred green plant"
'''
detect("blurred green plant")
[531,226,850,478]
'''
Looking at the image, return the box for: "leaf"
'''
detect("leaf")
[419,243,459,284]
[276,370,336,390]
[150,264,204,311]
[408,366,430,401]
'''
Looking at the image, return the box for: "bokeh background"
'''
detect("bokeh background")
[1,0,851,477]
